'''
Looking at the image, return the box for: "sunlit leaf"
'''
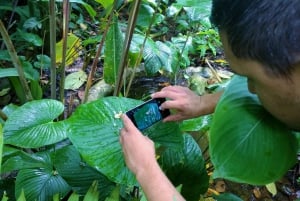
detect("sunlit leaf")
[266,183,277,197]
[83,181,99,201]
[64,70,87,90]
[94,0,114,10]
[16,189,26,201]
[210,76,298,185]
[56,33,82,66]
[180,115,212,132]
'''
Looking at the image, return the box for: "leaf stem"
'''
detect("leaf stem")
[0,20,33,102]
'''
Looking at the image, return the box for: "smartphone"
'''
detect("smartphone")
[126,98,170,131]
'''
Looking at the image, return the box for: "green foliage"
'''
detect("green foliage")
[104,15,124,84]
[66,97,184,185]
[160,134,209,201]
[1,0,296,200]
[3,99,67,148]
[210,76,298,185]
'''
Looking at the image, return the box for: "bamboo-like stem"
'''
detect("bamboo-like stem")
[82,1,118,103]
[113,0,142,96]
[49,0,57,99]
[0,20,33,102]
[59,0,70,104]
[0,0,18,50]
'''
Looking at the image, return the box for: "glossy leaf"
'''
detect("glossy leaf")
[1,146,49,173]
[210,76,298,185]
[180,115,212,132]
[131,33,180,74]
[3,99,67,148]
[15,167,70,201]
[51,145,115,200]
[104,15,123,84]
[67,97,183,185]
[160,134,209,201]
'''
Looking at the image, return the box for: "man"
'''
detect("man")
[119,0,300,200]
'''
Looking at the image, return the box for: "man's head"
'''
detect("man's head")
[210,0,300,130]
[210,0,300,77]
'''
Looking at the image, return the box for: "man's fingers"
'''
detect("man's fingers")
[121,114,136,131]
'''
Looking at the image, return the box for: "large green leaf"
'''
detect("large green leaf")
[15,167,70,201]
[131,34,180,74]
[209,76,298,185]
[159,134,209,201]
[51,145,115,201]
[3,99,67,148]
[0,68,35,80]
[67,97,183,185]
[103,15,123,84]
[1,146,49,173]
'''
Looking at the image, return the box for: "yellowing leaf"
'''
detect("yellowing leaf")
[64,70,87,90]
[266,182,277,196]
[56,33,82,66]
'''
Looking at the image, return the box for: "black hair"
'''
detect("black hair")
[210,0,300,77]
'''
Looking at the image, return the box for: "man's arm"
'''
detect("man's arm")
[151,86,223,122]
[120,114,185,201]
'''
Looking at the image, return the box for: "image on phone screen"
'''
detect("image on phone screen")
[126,98,170,131]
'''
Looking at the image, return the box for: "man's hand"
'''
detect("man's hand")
[119,114,157,176]
[151,86,202,121]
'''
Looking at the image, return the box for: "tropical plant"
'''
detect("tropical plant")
[1,0,298,200]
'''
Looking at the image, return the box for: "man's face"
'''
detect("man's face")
[220,33,300,130]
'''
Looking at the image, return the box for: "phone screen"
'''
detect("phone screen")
[126,98,170,131]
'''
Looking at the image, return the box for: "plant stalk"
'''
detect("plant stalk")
[82,1,118,103]
[125,0,161,97]
[49,0,57,99]
[0,20,33,102]
[113,0,142,96]
[59,0,70,104]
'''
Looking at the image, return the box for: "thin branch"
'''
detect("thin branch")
[0,20,33,102]
[125,0,161,97]
[59,0,70,104]
[82,1,118,103]
[113,0,142,96]
[49,0,57,99]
